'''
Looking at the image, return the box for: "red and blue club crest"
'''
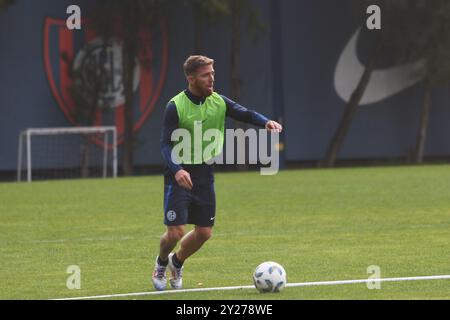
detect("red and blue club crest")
[43,17,169,145]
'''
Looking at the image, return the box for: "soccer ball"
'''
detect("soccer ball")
[253,261,287,293]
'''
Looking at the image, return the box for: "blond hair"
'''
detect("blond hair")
[183,55,214,77]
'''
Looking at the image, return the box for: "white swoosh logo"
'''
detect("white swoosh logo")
[334,28,425,105]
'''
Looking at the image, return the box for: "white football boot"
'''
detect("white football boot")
[152,257,167,291]
[168,253,183,289]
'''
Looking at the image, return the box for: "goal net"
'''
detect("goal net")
[17,127,117,182]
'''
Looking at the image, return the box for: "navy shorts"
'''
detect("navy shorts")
[163,182,216,227]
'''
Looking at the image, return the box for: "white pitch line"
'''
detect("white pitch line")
[285,274,450,288]
[52,274,450,300]
[52,285,255,300]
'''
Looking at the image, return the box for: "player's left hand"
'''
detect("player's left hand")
[265,120,283,133]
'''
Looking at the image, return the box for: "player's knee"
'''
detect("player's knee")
[167,232,183,243]
[196,227,212,243]
[167,227,185,243]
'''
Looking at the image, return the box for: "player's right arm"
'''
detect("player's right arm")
[160,103,193,190]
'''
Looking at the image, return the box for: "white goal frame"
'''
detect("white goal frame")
[17,126,118,182]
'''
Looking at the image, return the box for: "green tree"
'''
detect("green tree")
[185,0,229,54]
[62,42,109,177]
[322,1,388,167]
[0,0,14,11]
[184,0,265,103]
[226,0,265,102]
[396,1,450,163]
[89,0,169,176]
[226,0,266,170]
[322,1,450,167]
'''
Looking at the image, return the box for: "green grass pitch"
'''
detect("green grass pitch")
[0,165,449,300]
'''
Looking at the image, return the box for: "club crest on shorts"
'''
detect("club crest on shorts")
[166,210,176,222]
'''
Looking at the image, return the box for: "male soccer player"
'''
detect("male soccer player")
[152,55,282,291]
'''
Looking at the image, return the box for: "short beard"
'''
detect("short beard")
[193,83,213,97]
[204,88,213,97]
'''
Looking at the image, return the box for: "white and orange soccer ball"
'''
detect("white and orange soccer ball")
[253,261,287,293]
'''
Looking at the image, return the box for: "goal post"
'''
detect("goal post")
[17,126,118,182]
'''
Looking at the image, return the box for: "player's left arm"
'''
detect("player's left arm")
[221,95,283,133]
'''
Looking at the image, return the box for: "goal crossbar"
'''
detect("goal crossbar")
[17,126,118,182]
[23,126,117,136]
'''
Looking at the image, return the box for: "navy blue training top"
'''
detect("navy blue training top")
[161,89,269,184]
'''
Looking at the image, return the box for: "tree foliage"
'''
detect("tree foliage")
[324,0,450,166]
[184,0,230,53]
[0,0,14,11]
[87,0,169,175]
[369,0,450,163]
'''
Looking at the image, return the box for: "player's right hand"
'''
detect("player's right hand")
[175,169,193,190]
